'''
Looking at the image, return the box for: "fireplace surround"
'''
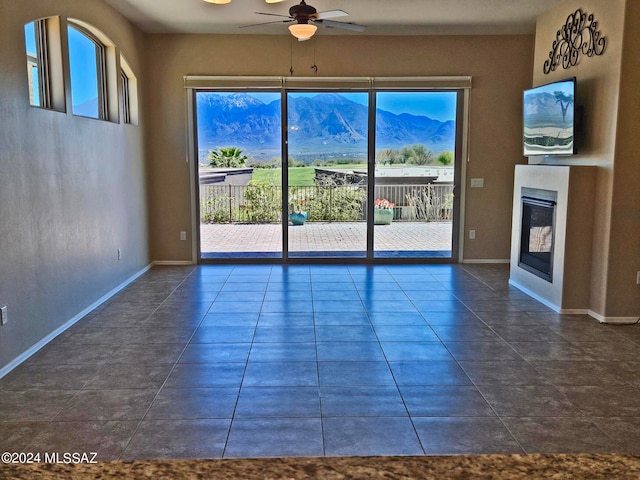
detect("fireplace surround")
[509,165,596,313]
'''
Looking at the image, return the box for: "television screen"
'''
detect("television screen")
[523,78,576,156]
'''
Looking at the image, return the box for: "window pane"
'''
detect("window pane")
[374,91,457,258]
[197,91,283,259]
[287,91,369,258]
[68,25,100,118]
[24,22,40,106]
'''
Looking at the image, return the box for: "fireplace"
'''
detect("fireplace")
[518,188,557,282]
[510,165,596,314]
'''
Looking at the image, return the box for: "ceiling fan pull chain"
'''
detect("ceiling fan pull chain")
[310,38,318,74]
[289,37,294,76]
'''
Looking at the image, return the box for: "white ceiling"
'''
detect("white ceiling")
[101,0,564,36]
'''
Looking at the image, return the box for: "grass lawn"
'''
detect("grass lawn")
[252,164,367,186]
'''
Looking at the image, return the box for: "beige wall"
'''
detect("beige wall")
[608,0,640,317]
[0,0,149,370]
[145,33,534,262]
[531,0,639,319]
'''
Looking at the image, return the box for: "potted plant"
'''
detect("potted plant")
[288,194,308,225]
[374,198,395,225]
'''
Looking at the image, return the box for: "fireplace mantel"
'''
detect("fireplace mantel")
[509,165,596,313]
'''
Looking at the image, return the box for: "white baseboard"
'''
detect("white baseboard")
[152,260,195,266]
[0,263,153,380]
[508,279,561,312]
[463,259,510,264]
[509,279,639,324]
[559,308,590,315]
[588,311,640,325]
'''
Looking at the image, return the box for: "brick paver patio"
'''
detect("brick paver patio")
[201,221,452,258]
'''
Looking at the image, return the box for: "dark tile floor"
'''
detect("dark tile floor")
[2,263,640,460]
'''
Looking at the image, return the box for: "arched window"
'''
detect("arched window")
[67,22,107,119]
[25,17,132,123]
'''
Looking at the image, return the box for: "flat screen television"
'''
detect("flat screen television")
[523,77,576,156]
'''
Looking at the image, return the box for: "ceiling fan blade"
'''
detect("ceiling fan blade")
[240,19,293,28]
[265,0,286,3]
[316,10,349,20]
[315,19,367,32]
[254,11,293,19]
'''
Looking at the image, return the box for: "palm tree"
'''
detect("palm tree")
[207,147,249,168]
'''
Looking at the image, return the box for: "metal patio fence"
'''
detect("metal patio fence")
[200,183,454,224]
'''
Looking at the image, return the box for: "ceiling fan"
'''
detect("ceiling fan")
[205,0,366,41]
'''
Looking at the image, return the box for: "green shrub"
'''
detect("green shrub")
[200,194,231,223]
[303,180,365,222]
[437,151,454,166]
[238,180,281,223]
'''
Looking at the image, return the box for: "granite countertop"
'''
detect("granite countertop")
[3,454,640,479]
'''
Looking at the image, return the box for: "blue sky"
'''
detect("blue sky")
[24,22,37,55]
[24,22,39,104]
[375,92,456,122]
[67,26,99,107]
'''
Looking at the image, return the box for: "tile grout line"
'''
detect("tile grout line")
[118,266,227,461]
[220,265,271,459]
[355,265,427,455]
[309,267,327,457]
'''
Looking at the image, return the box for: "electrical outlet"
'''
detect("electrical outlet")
[117,248,122,260]
[180,231,187,241]
[469,229,476,240]
[470,178,484,188]
[1,305,7,326]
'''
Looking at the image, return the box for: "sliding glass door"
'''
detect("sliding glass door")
[373,91,460,258]
[196,90,282,259]
[286,91,369,258]
[193,80,464,262]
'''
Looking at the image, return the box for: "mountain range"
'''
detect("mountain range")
[196,92,455,162]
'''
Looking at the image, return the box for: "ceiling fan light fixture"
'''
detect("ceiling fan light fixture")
[202,0,231,4]
[288,23,317,39]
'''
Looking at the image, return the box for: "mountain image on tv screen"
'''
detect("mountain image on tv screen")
[523,79,575,156]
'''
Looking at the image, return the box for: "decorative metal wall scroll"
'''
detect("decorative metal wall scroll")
[543,9,607,75]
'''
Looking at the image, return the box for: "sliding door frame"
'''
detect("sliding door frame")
[186,76,472,265]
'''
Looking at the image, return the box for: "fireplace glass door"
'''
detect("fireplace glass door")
[519,196,555,282]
